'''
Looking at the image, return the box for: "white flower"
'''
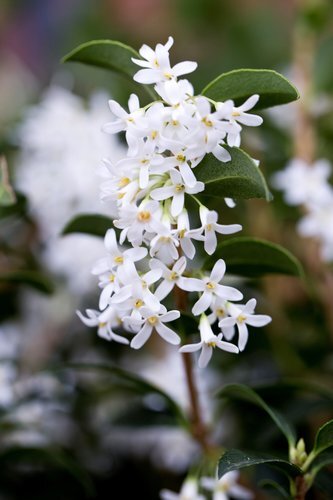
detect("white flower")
[207,297,235,341]
[179,314,238,368]
[160,477,206,500]
[150,256,187,300]
[114,200,168,246]
[201,470,253,500]
[92,228,147,309]
[132,37,197,84]
[151,169,204,216]
[173,210,203,260]
[190,206,242,255]
[179,259,243,316]
[128,307,181,349]
[76,308,129,344]
[272,158,333,208]
[102,93,144,144]
[219,298,271,351]
[217,94,263,148]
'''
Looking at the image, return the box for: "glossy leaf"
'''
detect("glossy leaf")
[314,419,333,455]
[202,69,299,109]
[0,270,54,294]
[218,384,296,448]
[205,237,303,278]
[62,214,114,238]
[62,40,156,99]
[62,39,139,78]
[218,449,302,478]
[259,480,291,498]
[195,147,271,201]
[65,362,188,429]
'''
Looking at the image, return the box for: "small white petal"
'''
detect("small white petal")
[130,323,153,349]
[198,344,213,368]
[156,323,180,345]
[179,342,203,353]
[192,291,212,315]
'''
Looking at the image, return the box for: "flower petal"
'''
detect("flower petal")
[130,323,152,349]
[156,323,180,345]
[198,344,213,368]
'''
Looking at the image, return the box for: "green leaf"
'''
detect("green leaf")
[62,40,156,99]
[0,270,54,294]
[64,362,189,429]
[314,419,333,455]
[62,214,114,238]
[195,147,271,201]
[0,192,27,219]
[0,156,16,207]
[218,449,302,479]
[202,69,299,109]
[204,237,303,278]
[0,447,94,496]
[259,479,291,498]
[310,449,333,478]
[62,39,139,78]
[218,384,296,448]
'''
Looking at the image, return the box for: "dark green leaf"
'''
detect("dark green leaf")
[0,447,94,496]
[259,479,291,498]
[311,449,333,478]
[62,214,114,238]
[195,147,271,201]
[218,449,302,478]
[205,237,303,278]
[0,270,54,294]
[314,419,333,455]
[62,40,156,99]
[0,192,27,219]
[202,69,299,109]
[64,362,189,429]
[62,39,139,79]
[218,384,296,448]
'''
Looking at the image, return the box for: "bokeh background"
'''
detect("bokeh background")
[1,1,333,499]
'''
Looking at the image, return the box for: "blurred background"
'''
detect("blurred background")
[0,0,333,498]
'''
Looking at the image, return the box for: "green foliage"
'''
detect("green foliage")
[65,362,189,429]
[0,270,54,295]
[202,69,299,109]
[62,213,114,238]
[218,383,296,448]
[195,147,271,201]
[0,157,16,207]
[218,449,302,478]
[205,237,303,277]
[314,419,333,455]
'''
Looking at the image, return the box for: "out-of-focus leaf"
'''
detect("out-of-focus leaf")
[310,449,333,478]
[65,362,189,429]
[218,449,302,478]
[314,420,333,455]
[0,447,94,496]
[0,193,27,219]
[204,237,303,277]
[202,69,299,109]
[218,384,296,448]
[62,214,113,238]
[0,270,54,294]
[195,147,271,201]
[0,157,16,207]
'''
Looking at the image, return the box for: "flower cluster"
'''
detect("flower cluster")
[79,37,271,367]
[272,158,333,261]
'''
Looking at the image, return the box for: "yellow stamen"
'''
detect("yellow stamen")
[114,256,123,264]
[175,183,185,192]
[237,314,247,323]
[98,322,107,328]
[137,210,151,222]
[109,274,115,282]
[206,281,216,290]
[169,271,178,281]
[118,177,130,188]
[202,116,213,127]
[134,299,144,308]
[176,154,186,163]
[151,130,158,140]
[148,316,158,325]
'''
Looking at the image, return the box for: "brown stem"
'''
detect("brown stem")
[173,282,212,452]
[294,475,308,500]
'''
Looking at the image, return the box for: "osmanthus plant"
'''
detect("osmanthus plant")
[59,37,333,498]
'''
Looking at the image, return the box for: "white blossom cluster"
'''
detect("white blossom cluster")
[79,37,271,367]
[14,85,124,293]
[272,158,333,261]
[160,471,253,500]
